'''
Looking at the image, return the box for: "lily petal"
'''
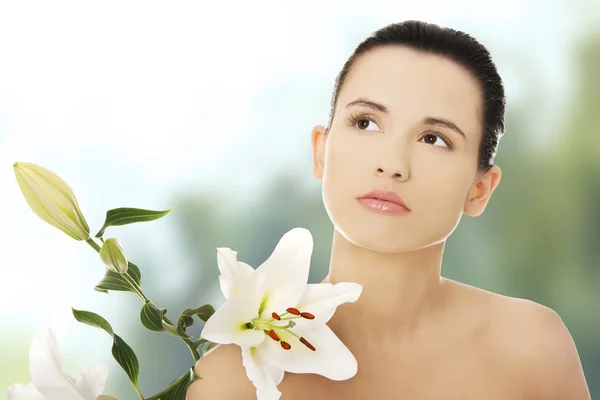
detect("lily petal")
[74,364,108,400]
[259,323,358,381]
[241,346,284,400]
[7,382,46,400]
[201,294,265,347]
[252,228,313,316]
[217,248,255,300]
[28,328,85,400]
[295,282,363,327]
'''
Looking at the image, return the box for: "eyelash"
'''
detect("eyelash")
[347,111,454,150]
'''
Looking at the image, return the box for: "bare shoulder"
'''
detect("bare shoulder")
[444,280,590,399]
[187,344,257,400]
[485,294,591,399]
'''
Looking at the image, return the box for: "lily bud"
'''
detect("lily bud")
[99,238,128,274]
[13,162,91,241]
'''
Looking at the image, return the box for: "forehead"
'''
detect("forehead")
[338,46,483,135]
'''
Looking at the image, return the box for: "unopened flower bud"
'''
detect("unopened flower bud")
[13,162,91,241]
[99,238,128,274]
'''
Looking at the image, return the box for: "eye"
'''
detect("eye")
[348,111,454,150]
[419,130,453,149]
[348,112,381,132]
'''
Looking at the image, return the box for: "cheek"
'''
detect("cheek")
[412,169,473,238]
[320,139,363,229]
[322,135,363,193]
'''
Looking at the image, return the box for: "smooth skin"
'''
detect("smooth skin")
[187,46,591,399]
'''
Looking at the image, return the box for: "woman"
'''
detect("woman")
[188,20,591,399]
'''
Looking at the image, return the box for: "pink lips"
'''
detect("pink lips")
[357,189,410,214]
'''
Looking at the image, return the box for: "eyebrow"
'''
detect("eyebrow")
[345,98,467,139]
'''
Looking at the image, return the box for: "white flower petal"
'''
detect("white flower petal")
[241,346,284,400]
[259,324,358,381]
[252,228,313,315]
[7,382,47,400]
[295,282,363,327]
[97,396,119,400]
[201,294,265,346]
[217,248,255,299]
[29,328,85,400]
[74,364,108,400]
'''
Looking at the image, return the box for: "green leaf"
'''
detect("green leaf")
[201,341,219,356]
[150,367,199,400]
[126,261,142,286]
[191,338,208,351]
[182,304,215,323]
[72,307,140,387]
[95,207,173,238]
[140,302,166,332]
[162,368,196,400]
[176,316,193,339]
[94,261,142,294]
[111,334,140,386]
[181,315,194,328]
[72,308,114,336]
[161,320,181,338]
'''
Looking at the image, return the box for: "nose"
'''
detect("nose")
[374,135,411,181]
[375,155,410,181]
[376,167,408,181]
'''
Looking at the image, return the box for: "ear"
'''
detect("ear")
[311,124,327,181]
[464,165,501,217]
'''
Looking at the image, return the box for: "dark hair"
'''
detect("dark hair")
[326,20,506,174]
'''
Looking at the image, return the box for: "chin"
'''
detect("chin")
[333,220,419,253]
[345,228,446,253]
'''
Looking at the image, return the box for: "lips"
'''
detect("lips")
[357,189,410,211]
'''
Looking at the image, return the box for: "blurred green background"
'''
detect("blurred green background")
[0,1,598,399]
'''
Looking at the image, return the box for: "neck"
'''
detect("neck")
[324,229,450,348]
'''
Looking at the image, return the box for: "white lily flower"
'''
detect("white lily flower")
[7,328,115,400]
[202,227,363,400]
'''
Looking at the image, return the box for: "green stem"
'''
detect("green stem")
[133,384,144,400]
[121,271,149,302]
[85,238,200,373]
[86,238,101,252]
[163,315,200,362]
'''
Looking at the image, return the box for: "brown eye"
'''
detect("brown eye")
[349,113,381,132]
[419,132,452,149]
[358,118,378,130]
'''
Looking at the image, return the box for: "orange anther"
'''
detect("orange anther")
[286,307,301,315]
[300,337,316,351]
[267,329,280,341]
[300,312,315,320]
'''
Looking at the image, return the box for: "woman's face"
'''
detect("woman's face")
[312,45,501,253]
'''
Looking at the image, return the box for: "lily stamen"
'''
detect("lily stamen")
[286,307,301,315]
[300,337,316,351]
[279,316,302,321]
[251,307,320,352]
[280,341,291,350]
[267,329,280,341]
